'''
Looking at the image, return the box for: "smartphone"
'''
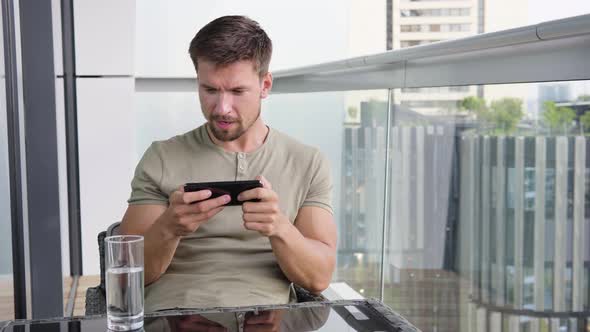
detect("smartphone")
[184,180,263,206]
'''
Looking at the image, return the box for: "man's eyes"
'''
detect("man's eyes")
[202,88,246,95]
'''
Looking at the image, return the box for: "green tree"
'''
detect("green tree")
[460,96,487,118]
[580,111,590,134]
[488,98,524,134]
[347,106,359,120]
[542,101,576,134]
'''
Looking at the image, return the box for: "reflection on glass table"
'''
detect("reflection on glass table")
[1,299,419,332]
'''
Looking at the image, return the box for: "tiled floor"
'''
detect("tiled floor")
[0,278,15,321]
[0,275,100,321]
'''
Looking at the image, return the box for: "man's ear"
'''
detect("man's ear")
[260,72,273,99]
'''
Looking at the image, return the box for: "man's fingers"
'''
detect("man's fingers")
[205,206,224,219]
[243,213,274,223]
[238,187,275,202]
[169,189,186,204]
[237,187,263,201]
[187,194,231,213]
[182,189,213,204]
[174,207,224,233]
[243,221,268,233]
[242,202,278,214]
[255,175,272,189]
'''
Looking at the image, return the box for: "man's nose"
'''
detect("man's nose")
[213,92,232,115]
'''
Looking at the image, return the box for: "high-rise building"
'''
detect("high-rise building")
[389,0,484,115]
[539,84,573,103]
[387,0,531,116]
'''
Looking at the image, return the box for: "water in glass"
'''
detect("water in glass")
[106,266,144,331]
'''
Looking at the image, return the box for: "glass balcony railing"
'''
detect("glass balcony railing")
[262,15,590,332]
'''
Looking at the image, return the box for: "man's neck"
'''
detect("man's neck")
[207,119,269,153]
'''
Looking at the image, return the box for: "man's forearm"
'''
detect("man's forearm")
[270,222,335,294]
[121,190,229,286]
[143,220,181,285]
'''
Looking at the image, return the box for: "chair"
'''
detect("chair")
[85,222,325,315]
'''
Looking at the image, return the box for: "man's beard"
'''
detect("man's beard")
[207,108,261,142]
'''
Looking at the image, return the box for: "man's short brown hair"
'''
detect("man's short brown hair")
[188,15,272,76]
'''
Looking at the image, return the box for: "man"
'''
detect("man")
[120,16,337,312]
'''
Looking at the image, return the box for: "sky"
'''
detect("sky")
[528,0,590,23]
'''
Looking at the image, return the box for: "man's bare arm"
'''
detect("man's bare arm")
[239,176,337,293]
[120,204,178,286]
[120,189,230,285]
[269,206,336,293]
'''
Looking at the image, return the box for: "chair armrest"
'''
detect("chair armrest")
[84,231,107,316]
[85,286,106,315]
[97,231,106,291]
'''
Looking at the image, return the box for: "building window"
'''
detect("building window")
[402,86,470,93]
[450,23,471,32]
[401,24,471,33]
[400,40,440,48]
[401,25,417,32]
[400,40,422,48]
[401,8,471,17]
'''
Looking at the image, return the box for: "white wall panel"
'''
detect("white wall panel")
[74,0,135,75]
[77,78,135,275]
[135,0,350,77]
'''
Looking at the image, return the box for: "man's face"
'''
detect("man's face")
[197,59,272,142]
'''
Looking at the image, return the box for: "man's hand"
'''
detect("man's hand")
[160,186,231,237]
[238,176,289,237]
[122,186,231,285]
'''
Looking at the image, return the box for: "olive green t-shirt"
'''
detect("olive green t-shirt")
[128,124,333,312]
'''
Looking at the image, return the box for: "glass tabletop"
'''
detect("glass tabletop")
[1,299,418,332]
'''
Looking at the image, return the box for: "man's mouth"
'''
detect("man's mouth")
[216,120,233,130]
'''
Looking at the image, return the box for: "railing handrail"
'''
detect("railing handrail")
[272,14,590,78]
[135,13,590,93]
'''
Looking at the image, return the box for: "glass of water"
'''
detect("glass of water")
[105,235,144,331]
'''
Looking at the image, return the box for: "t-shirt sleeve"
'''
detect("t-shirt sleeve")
[301,150,333,214]
[127,142,169,205]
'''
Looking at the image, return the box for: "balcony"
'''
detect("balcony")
[1,2,589,331]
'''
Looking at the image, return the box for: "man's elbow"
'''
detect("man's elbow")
[145,273,159,286]
[308,281,330,294]
[305,274,332,294]
[144,265,166,286]
[307,256,336,294]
